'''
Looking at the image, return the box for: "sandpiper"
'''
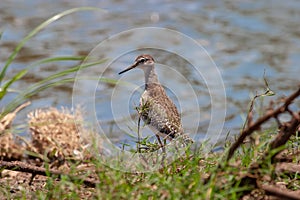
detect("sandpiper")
[119,54,193,146]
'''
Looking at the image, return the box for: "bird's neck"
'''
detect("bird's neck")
[144,67,159,90]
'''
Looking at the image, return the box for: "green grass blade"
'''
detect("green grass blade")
[0,7,102,84]
[27,56,85,69]
[1,75,117,118]
[0,59,108,117]
[0,69,28,100]
[0,56,85,100]
[28,58,108,89]
[25,76,118,99]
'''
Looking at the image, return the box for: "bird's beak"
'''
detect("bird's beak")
[118,61,138,75]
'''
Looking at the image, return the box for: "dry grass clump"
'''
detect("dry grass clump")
[27,107,88,165]
[0,132,24,161]
[0,104,101,165]
[0,102,29,161]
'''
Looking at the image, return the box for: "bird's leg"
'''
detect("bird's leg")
[155,135,166,155]
[156,135,163,148]
[162,138,167,161]
[137,115,141,153]
[155,135,167,167]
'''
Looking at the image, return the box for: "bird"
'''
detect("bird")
[118,54,193,147]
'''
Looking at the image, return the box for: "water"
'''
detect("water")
[1,0,299,147]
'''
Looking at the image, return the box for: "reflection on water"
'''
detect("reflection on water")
[1,0,299,146]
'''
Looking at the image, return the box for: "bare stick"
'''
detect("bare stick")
[0,160,99,188]
[1,101,31,132]
[269,112,300,151]
[259,183,300,200]
[226,87,300,161]
[275,162,300,174]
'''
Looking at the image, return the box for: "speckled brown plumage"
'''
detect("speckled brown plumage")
[139,83,183,140]
[119,54,193,144]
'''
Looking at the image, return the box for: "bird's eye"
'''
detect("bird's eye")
[139,58,146,63]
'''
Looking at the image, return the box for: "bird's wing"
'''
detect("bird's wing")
[140,91,183,139]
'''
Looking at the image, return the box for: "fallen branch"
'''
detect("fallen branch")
[273,149,300,162]
[269,111,300,149]
[275,162,300,174]
[259,183,300,200]
[226,87,300,161]
[0,160,99,187]
[268,111,300,161]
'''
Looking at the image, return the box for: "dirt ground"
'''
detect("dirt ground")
[1,105,300,199]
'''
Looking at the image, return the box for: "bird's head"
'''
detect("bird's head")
[119,54,155,75]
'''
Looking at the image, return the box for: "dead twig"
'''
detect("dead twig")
[0,160,99,188]
[259,183,300,200]
[0,101,31,133]
[226,87,300,161]
[268,112,300,161]
[273,149,300,162]
[275,162,300,174]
